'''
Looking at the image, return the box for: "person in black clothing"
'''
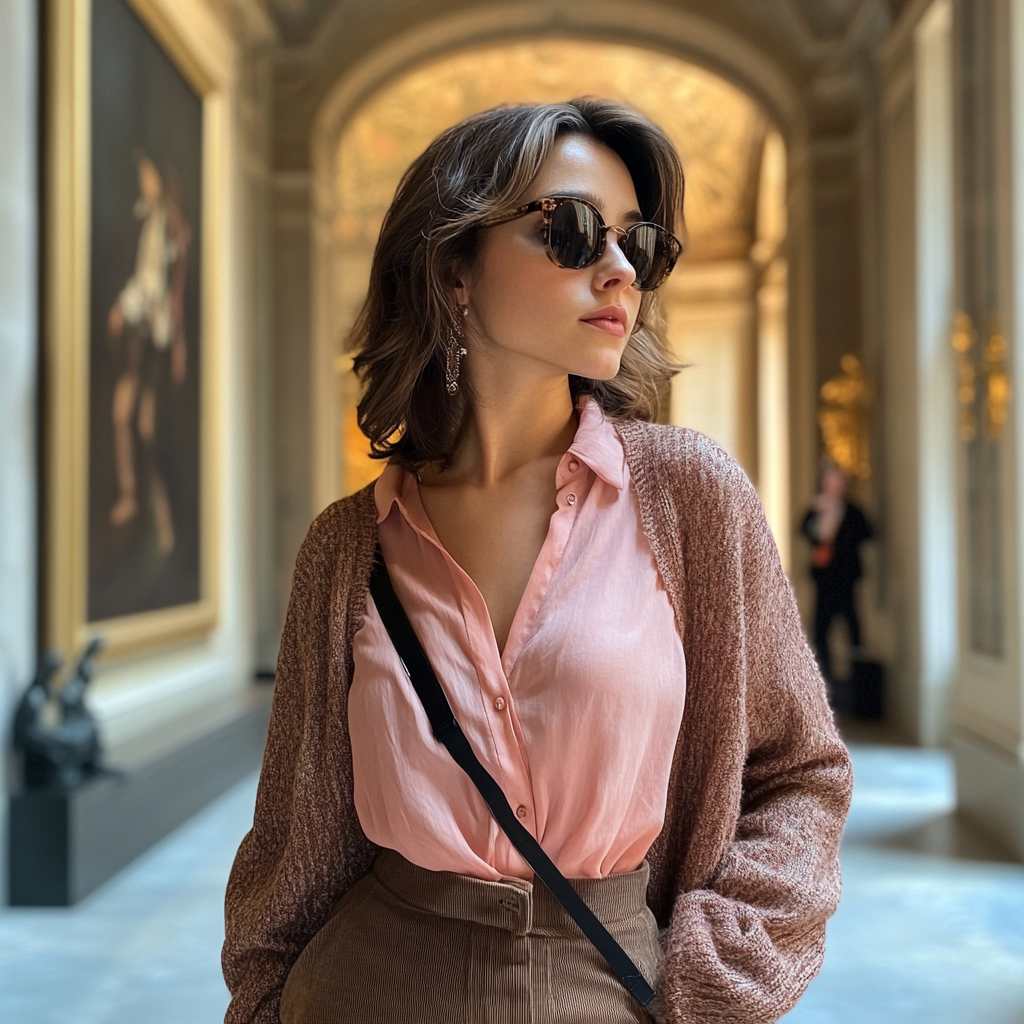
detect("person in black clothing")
[802,463,872,683]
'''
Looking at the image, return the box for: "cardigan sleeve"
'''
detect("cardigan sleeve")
[662,470,854,1024]
[221,501,378,1024]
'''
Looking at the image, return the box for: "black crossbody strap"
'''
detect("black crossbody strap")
[368,550,655,1008]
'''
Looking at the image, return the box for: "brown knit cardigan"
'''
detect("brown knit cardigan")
[223,420,853,1024]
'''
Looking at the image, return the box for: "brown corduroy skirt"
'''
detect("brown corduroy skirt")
[279,849,663,1024]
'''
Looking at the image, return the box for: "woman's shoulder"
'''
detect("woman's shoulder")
[294,482,379,580]
[615,420,779,614]
[615,419,755,510]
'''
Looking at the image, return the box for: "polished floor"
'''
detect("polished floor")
[2,741,1023,1024]
[781,739,1024,1023]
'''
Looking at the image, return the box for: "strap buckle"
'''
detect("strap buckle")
[433,717,460,742]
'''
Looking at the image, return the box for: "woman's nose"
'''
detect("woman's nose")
[594,228,637,289]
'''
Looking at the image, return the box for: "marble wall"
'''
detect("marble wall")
[951,0,1024,857]
[0,0,38,901]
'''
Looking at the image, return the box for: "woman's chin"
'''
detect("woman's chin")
[566,358,623,383]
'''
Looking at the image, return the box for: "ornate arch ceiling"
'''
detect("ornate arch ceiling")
[789,0,867,38]
[261,0,336,44]
[245,0,896,172]
[259,0,895,50]
[334,39,767,262]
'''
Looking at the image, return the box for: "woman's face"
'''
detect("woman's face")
[457,135,644,384]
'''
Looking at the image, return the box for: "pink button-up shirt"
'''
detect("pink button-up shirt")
[349,398,687,881]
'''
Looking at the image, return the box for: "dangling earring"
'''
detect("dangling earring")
[445,304,468,395]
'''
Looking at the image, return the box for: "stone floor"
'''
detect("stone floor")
[781,739,1024,1023]
[0,772,259,1024]
[2,740,1024,1024]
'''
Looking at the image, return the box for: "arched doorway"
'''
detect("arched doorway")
[316,38,793,564]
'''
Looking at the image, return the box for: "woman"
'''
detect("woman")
[223,99,852,1024]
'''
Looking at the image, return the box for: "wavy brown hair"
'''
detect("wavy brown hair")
[350,98,686,467]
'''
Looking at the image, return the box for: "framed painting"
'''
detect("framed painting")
[45,0,222,661]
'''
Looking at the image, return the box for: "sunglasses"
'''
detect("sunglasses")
[481,195,682,291]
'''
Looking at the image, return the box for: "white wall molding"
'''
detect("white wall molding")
[914,0,957,744]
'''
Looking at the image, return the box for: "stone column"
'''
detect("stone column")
[270,170,314,627]
[949,0,1024,856]
[0,0,38,902]
[236,42,280,674]
[876,0,959,746]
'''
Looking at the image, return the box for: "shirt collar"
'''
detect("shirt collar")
[569,396,626,489]
[373,394,626,524]
[374,462,418,525]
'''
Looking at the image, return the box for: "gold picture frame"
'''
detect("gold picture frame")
[44,0,223,662]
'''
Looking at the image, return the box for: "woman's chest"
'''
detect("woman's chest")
[418,463,565,655]
[371,469,686,717]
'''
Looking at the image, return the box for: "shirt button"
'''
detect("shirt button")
[566,493,577,506]
[568,458,579,472]
[516,805,528,819]
[494,696,506,711]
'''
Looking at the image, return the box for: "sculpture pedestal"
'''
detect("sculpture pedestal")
[8,687,271,905]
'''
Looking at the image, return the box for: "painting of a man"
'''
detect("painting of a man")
[87,0,203,622]
[107,153,192,555]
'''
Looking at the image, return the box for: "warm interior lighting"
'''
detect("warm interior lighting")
[333,40,775,496]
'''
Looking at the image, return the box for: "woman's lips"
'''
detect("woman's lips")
[580,305,628,338]
[580,317,626,337]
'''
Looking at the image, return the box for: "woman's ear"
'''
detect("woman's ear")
[452,276,470,310]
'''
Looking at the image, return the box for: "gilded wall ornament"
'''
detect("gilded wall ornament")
[983,318,1012,441]
[951,311,1013,443]
[951,311,978,441]
[818,354,872,480]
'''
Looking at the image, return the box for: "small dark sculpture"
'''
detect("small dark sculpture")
[13,650,63,787]
[13,639,114,790]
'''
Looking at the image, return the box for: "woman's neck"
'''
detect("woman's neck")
[435,371,577,487]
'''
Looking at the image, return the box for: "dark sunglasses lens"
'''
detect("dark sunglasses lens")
[548,200,602,269]
[621,224,679,290]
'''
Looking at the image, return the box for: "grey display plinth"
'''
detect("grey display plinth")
[8,687,271,905]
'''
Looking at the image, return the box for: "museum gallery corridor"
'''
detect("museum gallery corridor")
[1,740,1023,1024]
[6,1,1024,1022]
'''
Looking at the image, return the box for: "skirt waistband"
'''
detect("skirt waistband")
[372,849,651,939]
